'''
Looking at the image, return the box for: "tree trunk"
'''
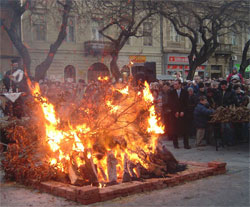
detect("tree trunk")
[110,51,121,82]
[34,0,72,81]
[122,154,132,182]
[239,60,250,77]
[186,62,197,80]
[1,9,31,76]
[8,31,31,76]
[239,39,250,77]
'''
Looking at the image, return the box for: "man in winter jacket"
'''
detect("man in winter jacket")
[217,80,239,146]
[194,96,214,147]
[217,80,239,107]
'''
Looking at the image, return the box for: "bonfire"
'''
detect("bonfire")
[2,77,185,187]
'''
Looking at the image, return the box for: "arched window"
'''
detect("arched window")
[87,62,109,83]
[64,65,76,83]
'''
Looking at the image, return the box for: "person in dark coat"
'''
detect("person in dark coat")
[217,80,239,146]
[194,96,214,146]
[206,88,218,109]
[187,87,196,137]
[233,84,245,104]
[3,58,21,92]
[217,80,239,107]
[3,58,28,118]
[195,82,206,104]
[168,79,191,149]
[161,82,172,138]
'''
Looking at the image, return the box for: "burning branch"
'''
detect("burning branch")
[2,79,185,186]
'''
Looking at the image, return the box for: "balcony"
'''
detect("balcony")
[215,43,233,56]
[84,41,113,57]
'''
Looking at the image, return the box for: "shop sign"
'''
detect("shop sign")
[167,65,183,69]
[129,55,146,63]
[167,65,205,70]
[168,56,189,63]
[166,54,207,65]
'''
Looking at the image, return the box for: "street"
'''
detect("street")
[1,138,249,207]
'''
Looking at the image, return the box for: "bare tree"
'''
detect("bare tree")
[79,0,158,82]
[239,39,250,77]
[158,0,249,80]
[0,0,73,81]
[0,0,32,76]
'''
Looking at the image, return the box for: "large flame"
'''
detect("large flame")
[28,78,165,182]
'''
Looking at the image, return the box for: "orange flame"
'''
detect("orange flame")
[116,86,129,95]
[98,76,109,82]
[28,78,165,181]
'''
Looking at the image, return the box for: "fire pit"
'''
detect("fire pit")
[1,78,227,205]
[27,161,226,205]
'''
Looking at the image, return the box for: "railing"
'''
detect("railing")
[215,43,233,55]
[84,41,113,56]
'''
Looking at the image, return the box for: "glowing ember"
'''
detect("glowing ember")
[98,76,109,82]
[116,86,129,95]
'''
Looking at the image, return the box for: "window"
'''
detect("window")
[66,17,75,42]
[170,24,180,42]
[92,21,103,41]
[32,14,46,41]
[143,22,152,46]
[231,32,237,45]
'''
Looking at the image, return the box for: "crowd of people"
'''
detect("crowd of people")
[150,72,250,149]
[0,60,249,150]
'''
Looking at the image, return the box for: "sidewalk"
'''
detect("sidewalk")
[0,139,249,207]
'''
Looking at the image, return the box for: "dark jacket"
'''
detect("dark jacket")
[217,89,239,107]
[161,90,170,113]
[195,90,207,105]
[3,70,13,91]
[187,94,196,119]
[207,96,217,109]
[194,103,214,128]
[168,89,189,114]
[236,92,245,104]
[168,88,189,136]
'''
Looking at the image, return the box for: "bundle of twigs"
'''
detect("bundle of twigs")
[1,123,58,183]
[210,106,250,123]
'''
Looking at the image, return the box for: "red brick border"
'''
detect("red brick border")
[28,161,226,205]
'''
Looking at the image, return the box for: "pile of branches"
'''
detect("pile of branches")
[210,106,250,123]
[1,123,59,183]
[1,81,186,185]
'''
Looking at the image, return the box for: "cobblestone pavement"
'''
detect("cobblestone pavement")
[0,138,249,207]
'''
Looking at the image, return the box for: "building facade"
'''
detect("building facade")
[18,1,162,83]
[1,1,249,82]
[162,18,250,80]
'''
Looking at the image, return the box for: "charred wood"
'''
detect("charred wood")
[122,154,132,182]
[79,150,98,185]
[107,151,118,183]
